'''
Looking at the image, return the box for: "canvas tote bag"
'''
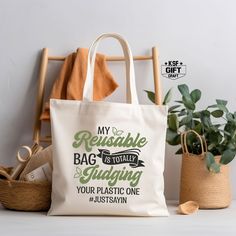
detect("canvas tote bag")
[48,33,169,216]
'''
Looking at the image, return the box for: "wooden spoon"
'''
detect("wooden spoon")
[178,201,199,215]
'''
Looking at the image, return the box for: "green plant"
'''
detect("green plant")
[145,84,236,173]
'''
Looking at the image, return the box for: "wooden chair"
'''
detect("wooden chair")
[33,47,162,144]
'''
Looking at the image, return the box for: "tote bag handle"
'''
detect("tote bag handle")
[83,33,139,104]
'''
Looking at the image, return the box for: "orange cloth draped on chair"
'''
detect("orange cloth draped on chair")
[40,48,118,120]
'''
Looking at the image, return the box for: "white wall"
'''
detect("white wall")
[0,0,236,200]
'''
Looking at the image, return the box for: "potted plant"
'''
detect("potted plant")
[145,84,235,208]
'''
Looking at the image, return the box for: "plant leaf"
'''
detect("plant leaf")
[205,152,220,173]
[205,152,215,170]
[175,148,183,155]
[226,142,236,150]
[193,112,201,118]
[166,129,180,145]
[208,104,217,108]
[226,113,235,122]
[190,89,201,103]
[201,110,211,117]
[178,109,187,117]
[175,100,184,104]
[216,99,228,113]
[168,105,181,113]
[144,90,155,104]
[194,122,203,134]
[211,110,224,118]
[163,88,172,105]
[208,143,216,150]
[168,113,179,131]
[210,162,221,173]
[220,149,235,165]
[183,96,196,110]
[178,84,190,97]
[224,123,236,136]
[200,111,212,128]
[180,113,193,126]
[177,84,195,110]
[216,99,227,106]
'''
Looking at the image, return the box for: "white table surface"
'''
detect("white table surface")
[0,200,235,236]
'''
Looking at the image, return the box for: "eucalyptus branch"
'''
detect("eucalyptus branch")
[145,84,236,173]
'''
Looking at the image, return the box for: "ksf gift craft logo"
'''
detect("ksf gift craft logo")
[161,60,186,80]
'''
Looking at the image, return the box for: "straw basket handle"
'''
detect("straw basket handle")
[181,130,207,157]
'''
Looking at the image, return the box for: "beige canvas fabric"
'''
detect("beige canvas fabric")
[48,33,169,216]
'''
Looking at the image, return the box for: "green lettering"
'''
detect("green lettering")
[90,136,99,146]
[78,165,143,187]
[130,171,143,187]
[123,133,134,147]
[79,165,99,184]
[113,137,125,147]
[72,130,148,151]
[106,137,114,146]
[73,130,92,152]
[108,170,121,186]
[137,137,148,147]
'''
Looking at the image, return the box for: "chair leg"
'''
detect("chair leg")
[152,47,162,105]
[33,48,49,144]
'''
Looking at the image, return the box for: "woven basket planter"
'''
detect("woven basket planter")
[0,166,51,211]
[179,130,232,209]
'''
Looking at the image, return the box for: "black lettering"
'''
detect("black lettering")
[74,153,80,165]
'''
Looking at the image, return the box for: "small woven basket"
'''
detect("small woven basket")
[179,130,232,209]
[0,166,51,211]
